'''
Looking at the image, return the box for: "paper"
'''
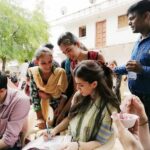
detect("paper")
[22,135,72,150]
[128,72,137,80]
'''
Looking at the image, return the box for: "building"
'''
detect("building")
[49,0,139,65]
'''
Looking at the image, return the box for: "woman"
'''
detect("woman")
[108,60,122,102]
[44,60,120,150]
[27,47,68,129]
[56,32,106,123]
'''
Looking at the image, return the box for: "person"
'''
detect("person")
[27,47,68,129]
[113,0,150,123]
[113,95,150,150]
[43,43,60,68]
[56,32,106,123]
[0,71,30,149]
[108,60,122,102]
[44,60,120,150]
[10,74,19,88]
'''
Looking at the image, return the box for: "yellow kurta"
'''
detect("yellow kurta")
[28,66,68,121]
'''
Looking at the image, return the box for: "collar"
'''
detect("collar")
[139,32,150,41]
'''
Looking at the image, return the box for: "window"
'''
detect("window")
[79,26,86,37]
[118,15,128,28]
[96,20,106,48]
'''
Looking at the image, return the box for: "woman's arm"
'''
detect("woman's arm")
[78,141,101,150]
[43,117,70,141]
[59,141,101,150]
[139,115,150,150]
[53,117,69,135]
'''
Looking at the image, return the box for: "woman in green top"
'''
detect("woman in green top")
[44,60,120,150]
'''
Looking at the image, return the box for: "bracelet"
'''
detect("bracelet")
[77,141,80,150]
[139,120,149,126]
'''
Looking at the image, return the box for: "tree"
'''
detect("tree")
[0,0,49,71]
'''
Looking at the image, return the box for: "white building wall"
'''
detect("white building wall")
[106,11,139,46]
[50,0,140,64]
[51,12,139,50]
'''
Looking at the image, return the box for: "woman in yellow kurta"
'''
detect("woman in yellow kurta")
[27,47,68,129]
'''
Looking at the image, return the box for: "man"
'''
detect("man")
[0,71,30,149]
[114,0,150,123]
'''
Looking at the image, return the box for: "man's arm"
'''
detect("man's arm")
[1,94,30,148]
[114,65,128,75]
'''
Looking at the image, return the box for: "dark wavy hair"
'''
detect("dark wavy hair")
[69,60,120,140]
[57,32,88,51]
[0,71,8,89]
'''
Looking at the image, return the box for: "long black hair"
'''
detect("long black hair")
[69,60,120,140]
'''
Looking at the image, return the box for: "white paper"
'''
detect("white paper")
[22,135,72,150]
[128,72,137,80]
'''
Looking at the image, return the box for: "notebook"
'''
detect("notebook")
[22,135,72,150]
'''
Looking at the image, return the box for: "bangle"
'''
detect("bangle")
[139,120,149,126]
[77,141,80,150]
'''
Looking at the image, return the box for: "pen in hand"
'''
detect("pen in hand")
[46,121,50,134]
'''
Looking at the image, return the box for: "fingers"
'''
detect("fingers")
[112,112,126,138]
[43,132,49,141]
[126,60,136,66]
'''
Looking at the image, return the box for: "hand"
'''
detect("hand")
[38,91,50,99]
[37,119,46,129]
[112,112,144,150]
[126,60,143,73]
[43,128,57,141]
[120,95,148,124]
[58,142,78,150]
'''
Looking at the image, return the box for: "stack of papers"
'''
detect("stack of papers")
[22,135,72,150]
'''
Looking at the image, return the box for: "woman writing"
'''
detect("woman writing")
[44,60,120,150]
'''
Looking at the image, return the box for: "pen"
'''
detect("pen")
[46,121,50,134]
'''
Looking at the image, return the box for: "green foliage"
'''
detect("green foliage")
[0,0,49,70]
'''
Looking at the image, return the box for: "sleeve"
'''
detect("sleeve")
[2,95,30,147]
[113,65,128,75]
